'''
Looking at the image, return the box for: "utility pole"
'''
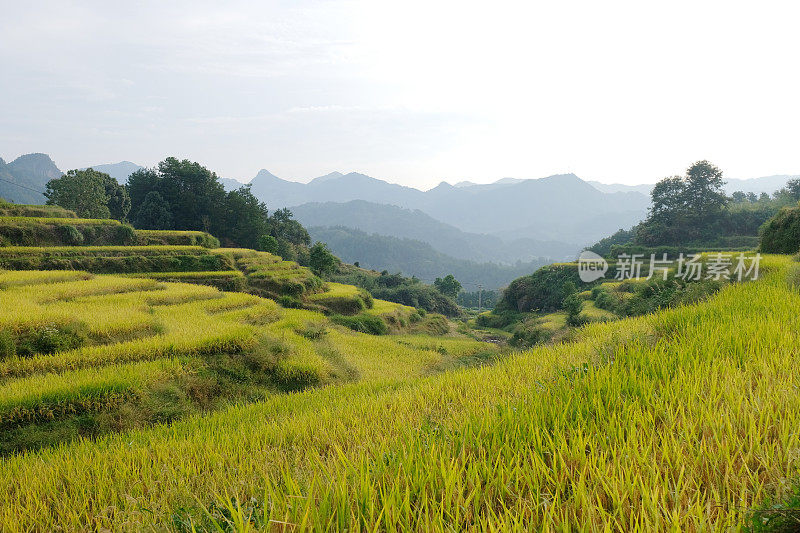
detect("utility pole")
[477,284,483,313]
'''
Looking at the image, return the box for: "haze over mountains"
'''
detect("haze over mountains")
[292,200,578,263]
[589,175,800,196]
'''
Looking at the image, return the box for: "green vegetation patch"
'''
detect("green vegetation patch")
[0,217,136,247]
[134,229,220,248]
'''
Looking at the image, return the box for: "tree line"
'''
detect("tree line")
[42,157,342,274]
[590,160,800,254]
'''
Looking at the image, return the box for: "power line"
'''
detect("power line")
[0,176,45,195]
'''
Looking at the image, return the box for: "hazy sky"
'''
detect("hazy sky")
[2,1,799,188]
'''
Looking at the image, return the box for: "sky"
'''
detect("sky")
[1,0,799,189]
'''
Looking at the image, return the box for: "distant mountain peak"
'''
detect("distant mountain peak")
[431,181,454,191]
[10,152,58,166]
[341,171,373,180]
[253,169,282,181]
[494,177,525,185]
[81,161,144,183]
[309,171,343,184]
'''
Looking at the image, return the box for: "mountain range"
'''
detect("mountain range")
[3,153,798,285]
[292,200,580,263]
[246,170,649,254]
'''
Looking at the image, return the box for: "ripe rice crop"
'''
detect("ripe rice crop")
[0,358,188,427]
[0,270,92,288]
[0,216,121,226]
[0,257,794,529]
[0,245,207,257]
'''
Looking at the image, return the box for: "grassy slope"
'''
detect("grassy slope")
[0,269,494,452]
[0,256,796,529]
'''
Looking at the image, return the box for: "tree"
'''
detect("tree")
[127,168,161,216]
[220,186,270,248]
[45,169,110,219]
[434,274,462,299]
[634,160,729,246]
[309,241,336,278]
[125,157,316,252]
[127,158,226,234]
[649,176,685,224]
[563,293,584,326]
[269,208,310,246]
[786,179,800,201]
[275,239,297,261]
[100,174,131,221]
[682,160,727,230]
[134,191,172,229]
[258,234,278,253]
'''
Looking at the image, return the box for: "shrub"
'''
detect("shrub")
[509,325,551,348]
[496,264,587,313]
[273,360,322,390]
[330,314,388,335]
[258,235,278,253]
[593,290,615,311]
[563,294,585,327]
[760,206,800,254]
[475,310,521,330]
[277,295,304,309]
[59,225,85,245]
[14,324,88,357]
[116,225,137,245]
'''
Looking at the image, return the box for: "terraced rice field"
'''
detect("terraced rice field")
[0,269,496,458]
[0,257,797,530]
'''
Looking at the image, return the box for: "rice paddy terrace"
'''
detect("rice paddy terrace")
[0,208,494,450]
[0,206,799,530]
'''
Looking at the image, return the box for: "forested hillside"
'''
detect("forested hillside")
[293,200,576,263]
[309,226,550,289]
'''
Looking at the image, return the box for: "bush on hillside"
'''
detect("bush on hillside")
[495,264,586,313]
[134,230,220,248]
[330,314,388,335]
[0,221,136,247]
[760,206,800,254]
[372,285,460,317]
